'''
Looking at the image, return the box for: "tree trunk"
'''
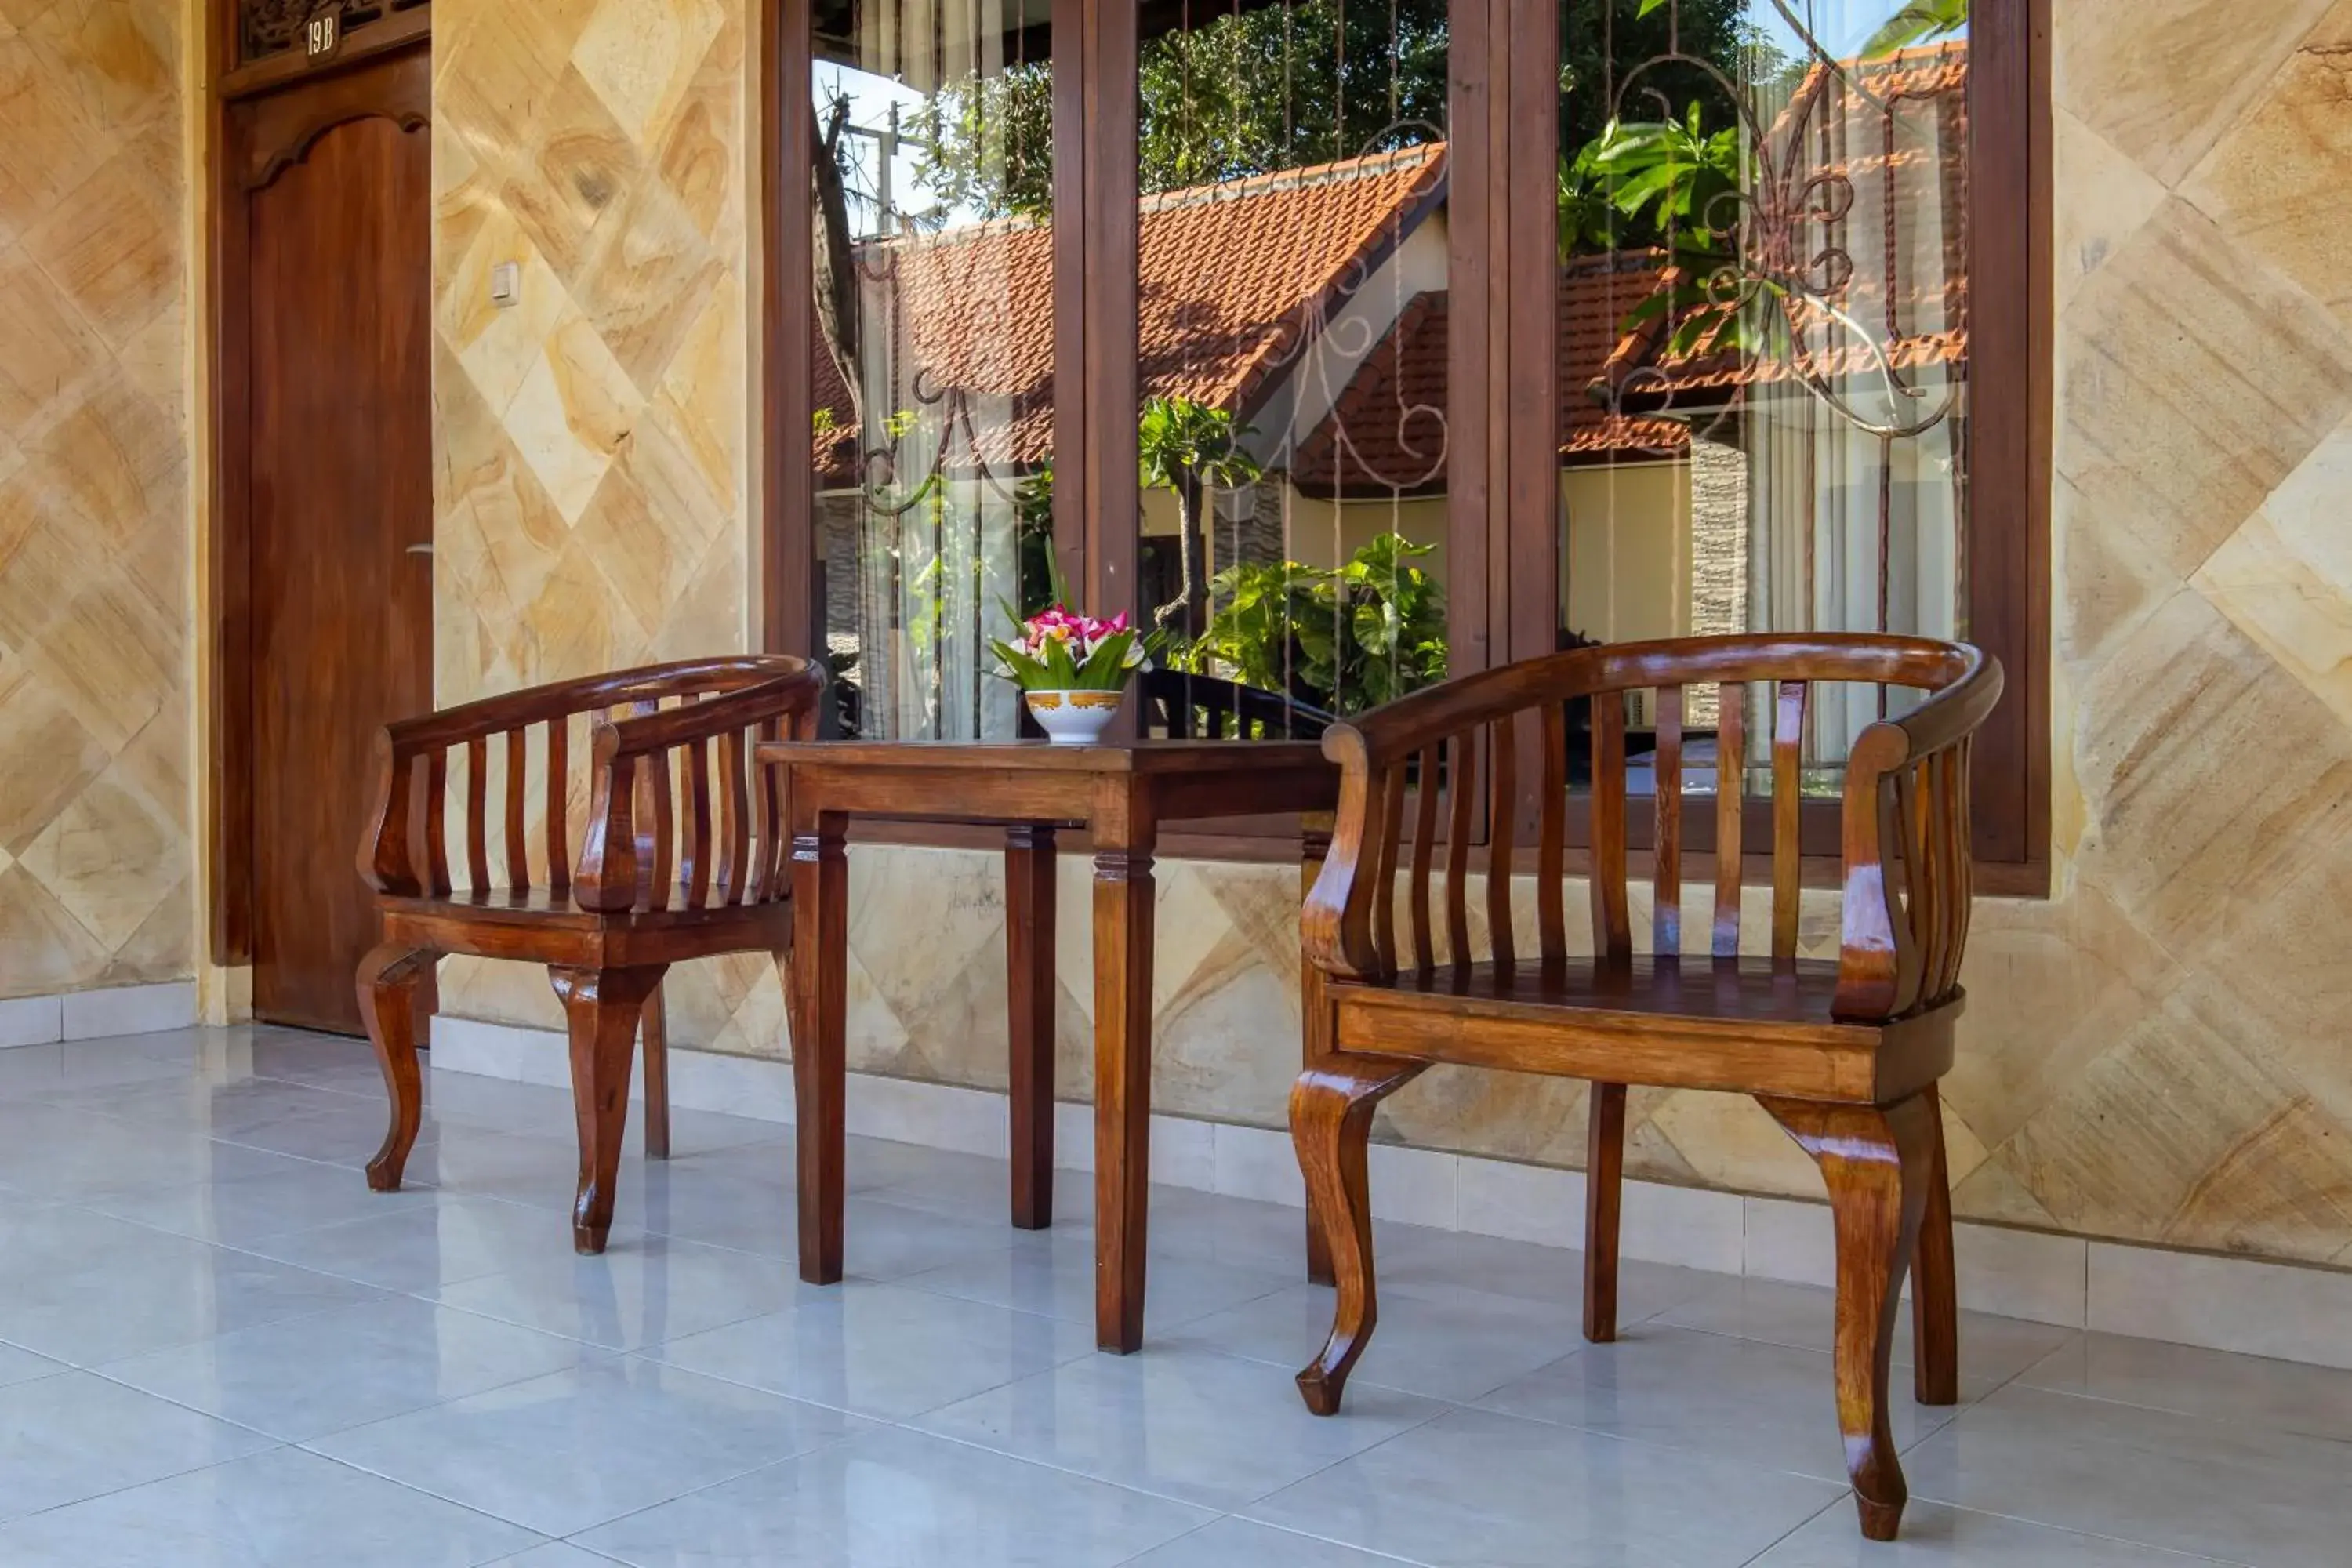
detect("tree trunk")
[1155,473,1208,641]
[812,97,863,433]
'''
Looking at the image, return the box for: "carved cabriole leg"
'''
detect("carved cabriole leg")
[1911,1082,1959,1406]
[791,811,849,1285]
[1301,816,1337,1287]
[550,964,667,1254]
[1005,824,1058,1230]
[640,982,670,1160]
[357,944,434,1192]
[1583,1080,1628,1342]
[1761,1091,1936,1542]
[1293,1052,1427,1416]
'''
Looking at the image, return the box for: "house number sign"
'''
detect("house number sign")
[303,2,343,60]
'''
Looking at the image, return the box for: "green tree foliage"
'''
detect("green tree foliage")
[1860,0,1967,56]
[909,0,1747,217]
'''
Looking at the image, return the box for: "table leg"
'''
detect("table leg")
[791,809,848,1285]
[1300,815,1336,1286]
[1093,818,1156,1354]
[1005,824,1058,1229]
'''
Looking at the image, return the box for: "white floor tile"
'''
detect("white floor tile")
[0,1445,542,1566]
[99,1294,596,1442]
[1475,1323,1956,1486]
[1656,1276,2078,1399]
[1902,1383,2352,1566]
[913,1341,1450,1512]
[572,1425,1214,1566]
[1748,1501,2238,1567]
[0,1370,278,1523]
[643,1279,1096,1419]
[2016,1330,2352,1443]
[1170,1278,1592,1403]
[1246,1406,1843,1567]
[309,1358,871,1537]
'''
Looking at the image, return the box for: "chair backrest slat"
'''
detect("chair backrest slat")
[423,749,451,895]
[718,728,750,904]
[1409,742,1440,973]
[1370,763,1406,974]
[1652,686,1683,956]
[756,716,786,901]
[682,731,713,907]
[1537,700,1567,964]
[1443,729,1477,971]
[1711,682,1744,959]
[503,728,530,892]
[1770,679,1809,963]
[463,736,490,894]
[1486,713,1517,971]
[633,700,674,909]
[545,717,570,897]
[1590,692,1631,964]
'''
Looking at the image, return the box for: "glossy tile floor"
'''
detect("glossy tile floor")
[0,1025,2344,1566]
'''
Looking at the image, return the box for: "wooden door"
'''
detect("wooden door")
[233,47,432,1033]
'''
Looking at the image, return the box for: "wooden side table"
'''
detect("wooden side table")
[755,739,1341,1352]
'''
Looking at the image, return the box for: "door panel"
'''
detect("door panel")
[241,58,432,1033]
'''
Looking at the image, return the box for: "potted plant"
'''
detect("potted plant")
[992,605,1150,744]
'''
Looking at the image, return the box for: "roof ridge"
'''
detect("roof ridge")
[1137,141,1446,216]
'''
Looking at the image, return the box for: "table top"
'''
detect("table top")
[753,738,1334,775]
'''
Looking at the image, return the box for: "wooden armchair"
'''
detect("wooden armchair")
[1291,633,2002,1541]
[355,655,822,1253]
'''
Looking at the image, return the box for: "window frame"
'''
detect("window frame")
[759,0,2051,891]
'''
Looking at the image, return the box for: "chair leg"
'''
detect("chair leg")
[1762,1092,1936,1543]
[1583,1080,1628,1343]
[357,945,434,1193]
[550,964,667,1254]
[1293,1053,1425,1417]
[1911,1083,1959,1406]
[640,982,670,1161]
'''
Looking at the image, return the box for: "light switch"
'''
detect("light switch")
[489,260,521,307]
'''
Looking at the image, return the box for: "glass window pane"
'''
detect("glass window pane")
[1135,0,1451,731]
[1558,0,1969,789]
[811,0,1054,739]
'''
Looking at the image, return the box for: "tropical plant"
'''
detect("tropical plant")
[1138,394,1264,640]
[1184,532,1446,714]
[1861,0,1967,56]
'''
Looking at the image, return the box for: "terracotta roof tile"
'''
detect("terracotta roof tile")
[812,143,1445,486]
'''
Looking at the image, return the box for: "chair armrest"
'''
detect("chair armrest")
[574,666,826,913]
[1832,651,2004,1021]
[1301,725,1391,983]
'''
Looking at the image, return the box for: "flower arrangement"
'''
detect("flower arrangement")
[990,606,1149,693]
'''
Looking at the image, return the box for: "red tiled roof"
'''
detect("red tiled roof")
[813,143,1446,485]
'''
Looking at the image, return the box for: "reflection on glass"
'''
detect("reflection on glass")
[1137,0,1451,726]
[1558,0,1969,787]
[811,0,1054,739]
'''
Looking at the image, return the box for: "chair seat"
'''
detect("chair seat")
[1330,957,1958,1105]
[378,891,791,969]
